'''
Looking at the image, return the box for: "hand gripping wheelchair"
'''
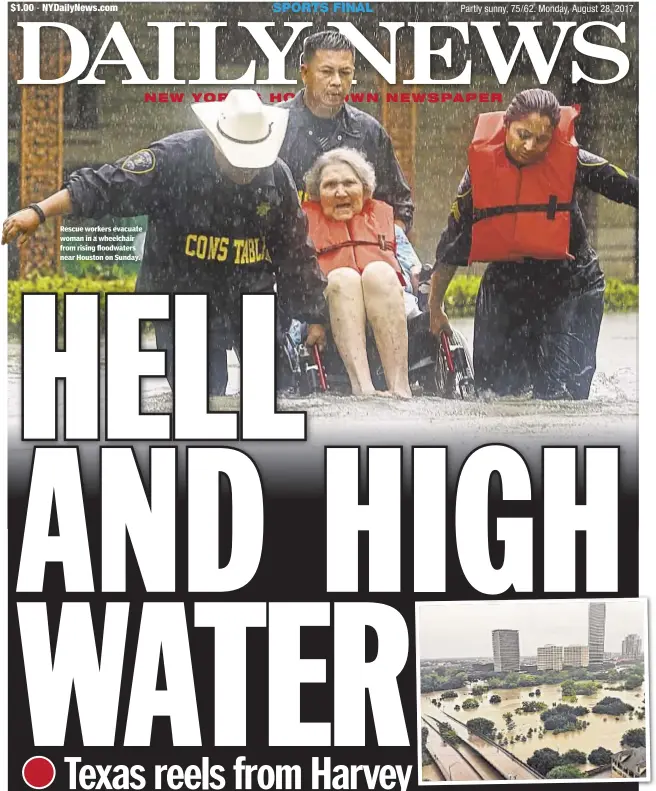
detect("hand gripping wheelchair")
[279,310,476,399]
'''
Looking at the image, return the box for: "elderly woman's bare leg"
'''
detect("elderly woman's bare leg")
[362,262,412,399]
[325,268,377,395]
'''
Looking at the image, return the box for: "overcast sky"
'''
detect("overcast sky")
[418,599,648,659]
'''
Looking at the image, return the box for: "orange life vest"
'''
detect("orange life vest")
[303,199,402,279]
[467,105,580,264]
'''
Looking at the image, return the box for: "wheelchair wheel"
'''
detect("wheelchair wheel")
[425,328,476,399]
[414,356,442,396]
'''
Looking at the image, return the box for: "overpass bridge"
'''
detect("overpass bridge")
[432,712,542,781]
[422,716,500,781]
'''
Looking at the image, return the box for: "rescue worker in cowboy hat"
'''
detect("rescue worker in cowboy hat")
[428,88,638,400]
[1,89,328,396]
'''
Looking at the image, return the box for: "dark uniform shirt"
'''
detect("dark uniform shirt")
[279,90,415,231]
[64,129,327,324]
[434,149,638,298]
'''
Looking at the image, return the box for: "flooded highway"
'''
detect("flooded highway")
[424,711,539,780]
[422,717,484,781]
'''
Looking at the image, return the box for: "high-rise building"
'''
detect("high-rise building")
[492,630,520,672]
[537,645,563,671]
[588,602,606,664]
[622,634,643,659]
[563,645,590,667]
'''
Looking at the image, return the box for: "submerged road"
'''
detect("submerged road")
[451,738,505,781]
[422,717,484,781]
[440,712,541,780]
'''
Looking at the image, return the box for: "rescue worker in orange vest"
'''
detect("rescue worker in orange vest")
[303,147,415,398]
[428,88,638,400]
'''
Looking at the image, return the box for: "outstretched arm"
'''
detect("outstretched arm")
[429,169,473,335]
[3,142,172,248]
[429,263,459,336]
[576,150,638,206]
[2,189,73,247]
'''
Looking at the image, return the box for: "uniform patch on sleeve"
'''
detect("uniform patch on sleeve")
[120,149,156,174]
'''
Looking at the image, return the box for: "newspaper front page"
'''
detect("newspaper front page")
[2,3,647,789]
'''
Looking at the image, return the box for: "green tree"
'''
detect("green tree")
[518,701,547,714]
[527,748,562,777]
[471,685,488,696]
[466,718,497,739]
[621,728,646,748]
[421,726,431,765]
[541,704,589,719]
[588,747,613,766]
[562,749,587,765]
[592,697,634,715]
[489,694,502,704]
[561,681,576,697]
[438,673,468,691]
[546,765,585,779]
[462,698,479,710]
[573,681,601,696]
[436,721,460,746]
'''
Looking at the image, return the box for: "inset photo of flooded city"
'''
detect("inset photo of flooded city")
[416,600,649,783]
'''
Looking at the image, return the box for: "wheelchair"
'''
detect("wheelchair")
[279,310,476,400]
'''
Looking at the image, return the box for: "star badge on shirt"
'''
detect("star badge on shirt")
[256,201,271,217]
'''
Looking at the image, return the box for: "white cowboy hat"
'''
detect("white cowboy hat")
[192,89,289,169]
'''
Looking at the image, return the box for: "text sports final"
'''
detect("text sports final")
[272,3,375,12]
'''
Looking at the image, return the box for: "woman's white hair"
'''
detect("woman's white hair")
[304,147,377,201]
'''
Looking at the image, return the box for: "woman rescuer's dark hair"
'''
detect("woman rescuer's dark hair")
[301,30,356,65]
[504,88,561,128]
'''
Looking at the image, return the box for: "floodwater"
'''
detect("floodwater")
[424,712,538,780]
[7,313,637,435]
[7,314,638,488]
[227,313,638,404]
[422,719,483,781]
[274,314,638,447]
[421,682,646,772]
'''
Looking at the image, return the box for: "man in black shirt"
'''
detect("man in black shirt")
[279,30,414,232]
[2,90,327,396]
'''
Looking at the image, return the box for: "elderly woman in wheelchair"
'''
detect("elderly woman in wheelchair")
[301,147,421,398]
